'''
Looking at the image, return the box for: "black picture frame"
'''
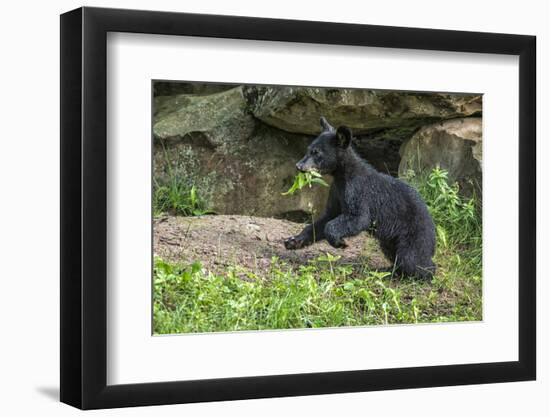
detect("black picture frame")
[60,6,536,410]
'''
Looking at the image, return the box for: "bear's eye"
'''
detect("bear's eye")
[311,149,321,157]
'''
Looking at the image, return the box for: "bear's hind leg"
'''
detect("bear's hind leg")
[395,245,435,280]
[379,238,397,265]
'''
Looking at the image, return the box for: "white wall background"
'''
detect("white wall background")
[0,0,545,415]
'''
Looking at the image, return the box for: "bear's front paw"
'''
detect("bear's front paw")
[284,236,305,250]
[327,236,348,249]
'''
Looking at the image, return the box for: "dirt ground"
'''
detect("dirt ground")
[153,214,390,273]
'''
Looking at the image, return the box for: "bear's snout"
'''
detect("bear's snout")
[296,157,313,172]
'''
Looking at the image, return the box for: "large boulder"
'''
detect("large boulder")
[398,117,482,197]
[153,83,484,217]
[154,87,256,148]
[153,87,329,218]
[248,86,482,135]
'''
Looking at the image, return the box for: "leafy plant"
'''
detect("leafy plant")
[411,167,482,272]
[281,170,329,195]
[153,141,212,217]
[281,170,329,242]
[153,181,212,217]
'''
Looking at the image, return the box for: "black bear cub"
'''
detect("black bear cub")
[284,116,436,279]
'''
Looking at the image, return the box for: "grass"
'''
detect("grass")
[153,167,482,334]
[153,181,210,217]
[153,143,211,217]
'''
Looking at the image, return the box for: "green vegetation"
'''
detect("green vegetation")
[153,143,211,217]
[153,181,210,217]
[281,170,329,195]
[153,168,482,334]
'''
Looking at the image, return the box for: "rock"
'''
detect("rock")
[248,86,482,135]
[153,83,484,216]
[154,82,234,97]
[154,87,256,147]
[398,118,482,197]
[153,87,330,218]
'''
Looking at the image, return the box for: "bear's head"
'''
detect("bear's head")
[295,116,353,175]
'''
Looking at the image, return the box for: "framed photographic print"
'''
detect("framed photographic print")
[60,6,536,410]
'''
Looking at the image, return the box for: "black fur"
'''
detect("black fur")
[285,116,436,279]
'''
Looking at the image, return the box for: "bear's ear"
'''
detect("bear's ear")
[320,116,334,132]
[335,126,352,148]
